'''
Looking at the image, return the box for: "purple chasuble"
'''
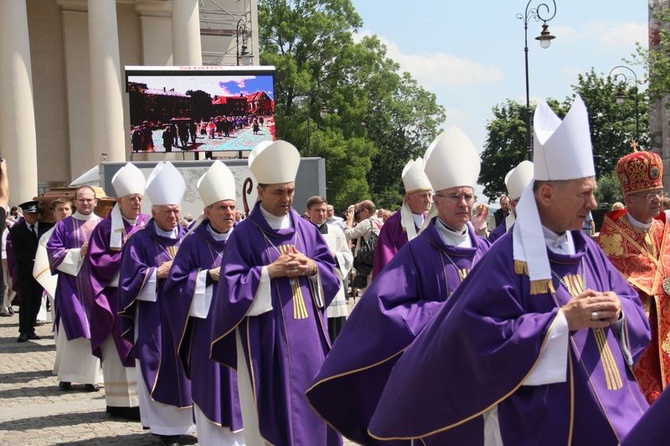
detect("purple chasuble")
[307,219,490,445]
[87,212,150,364]
[487,219,507,243]
[118,220,191,408]
[209,202,341,446]
[371,209,413,278]
[47,214,101,340]
[622,385,670,445]
[368,231,651,445]
[162,221,242,430]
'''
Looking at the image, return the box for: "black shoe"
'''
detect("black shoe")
[156,435,181,446]
[8,307,14,315]
[27,333,41,340]
[107,406,141,421]
[59,381,71,390]
[84,384,100,392]
[17,333,28,343]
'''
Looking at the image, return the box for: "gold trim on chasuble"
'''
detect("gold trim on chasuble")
[555,271,623,391]
[164,245,179,259]
[279,244,308,320]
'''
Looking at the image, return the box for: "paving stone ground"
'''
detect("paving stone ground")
[0,303,360,445]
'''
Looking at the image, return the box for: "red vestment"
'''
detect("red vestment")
[599,209,670,403]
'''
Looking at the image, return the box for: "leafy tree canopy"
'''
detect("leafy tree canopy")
[258,0,445,211]
[480,69,647,200]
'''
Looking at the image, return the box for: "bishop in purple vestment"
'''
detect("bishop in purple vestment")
[369,97,652,445]
[163,220,243,434]
[88,210,149,362]
[308,219,489,445]
[309,128,489,444]
[87,173,149,419]
[47,186,102,389]
[118,161,194,441]
[118,217,189,407]
[371,158,432,279]
[370,231,650,445]
[209,139,342,446]
[163,160,244,444]
[210,202,341,445]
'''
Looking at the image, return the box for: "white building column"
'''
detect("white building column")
[0,0,38,202]
[171,0,202,66]
[136,1,174,65]
[88,0,126,164]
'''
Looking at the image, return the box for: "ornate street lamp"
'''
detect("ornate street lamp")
[304,99,330,157]
[236,19,250,66]
[517,0,557,159]
[608,65,640,144]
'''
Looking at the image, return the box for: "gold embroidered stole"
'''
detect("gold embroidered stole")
[279,244,309,320]
[556,271,623,390]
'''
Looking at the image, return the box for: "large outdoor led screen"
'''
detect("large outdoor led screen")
[125,66,275,155]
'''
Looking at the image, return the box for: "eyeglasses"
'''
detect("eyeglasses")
[435,193,476,203]
[631,191,667,201]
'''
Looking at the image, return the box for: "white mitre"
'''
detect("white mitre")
[423,127,480,192]
[505,160,534,201]
[249,140,300,184]
[145,161,185,205]
[402,157,432,193]
[533,96,595,181]
[513,95,595,294]
[112,163,146,197]
[197,161,236,207]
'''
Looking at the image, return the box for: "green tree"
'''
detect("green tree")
[480,69,646,201]
[594,170,624,210]
[479,99,565,198]
[569,69,648,175]
[258,0,445,211]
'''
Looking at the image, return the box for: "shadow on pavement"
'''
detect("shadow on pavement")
[0,368,52,383]
[0,411,125,432]
[0,342,54,353]
[62,433,198,445]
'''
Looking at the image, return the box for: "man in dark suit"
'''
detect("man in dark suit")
[9,200,53,342]
[493,195,511,228]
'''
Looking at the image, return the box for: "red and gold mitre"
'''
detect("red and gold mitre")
[615,151,664,194]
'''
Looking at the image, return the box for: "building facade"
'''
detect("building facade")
[0,0,258,203]
[649,0,670,186]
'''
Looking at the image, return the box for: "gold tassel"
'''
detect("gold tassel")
[280,244,309,320]
[530,279,555,295]
[291,278,308,319]
[514,260,528,276]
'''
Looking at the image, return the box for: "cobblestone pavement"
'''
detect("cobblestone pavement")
[0,304,360,445]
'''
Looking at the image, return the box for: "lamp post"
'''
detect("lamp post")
[307,96,312,157]
[305,99,329,157]
[236,19,250,66]
[608,65,640,144]
[517,0,557,159]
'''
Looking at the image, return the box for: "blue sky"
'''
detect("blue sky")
[127,74,275,99]
[349,0,648,158]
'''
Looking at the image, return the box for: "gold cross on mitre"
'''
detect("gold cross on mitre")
[630,139,639,151]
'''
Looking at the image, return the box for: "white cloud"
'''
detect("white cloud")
[551,21,647,50]
[591,21,648,49]
[355,30,504,89]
